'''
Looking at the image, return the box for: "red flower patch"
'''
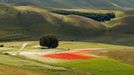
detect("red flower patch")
[42,50,96,60]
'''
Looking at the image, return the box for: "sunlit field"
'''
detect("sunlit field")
[0,41,133,75]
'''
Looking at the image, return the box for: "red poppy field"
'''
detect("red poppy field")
[42,50,96,60]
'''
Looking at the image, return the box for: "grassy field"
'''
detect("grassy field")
[0,41,134,75]
[58,41,133,50]
[93,49,134,66]
[0,52,84,75]
[0,52,93,75]
[0,41,133,51]
[0,64,45,75]
[60,58,134,75]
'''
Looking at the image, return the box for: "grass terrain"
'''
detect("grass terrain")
[60,58,134,75]
[0,64,45,75]
[93,49,134,66]
[58,41,134,66]
[0,41,134,75]
[58,41,134,50]
[0,4,133,41]
[0,41,133,51]
[0,3,133,75]
[111,15,134,34]
[0,52,96,75]
[0,53,87,75]
[1,41,134,65]
[0,4,108,41]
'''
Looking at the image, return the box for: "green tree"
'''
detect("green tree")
[40,34,59,48]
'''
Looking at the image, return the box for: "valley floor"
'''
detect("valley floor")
[0,41,134,75]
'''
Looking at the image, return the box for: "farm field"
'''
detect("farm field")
[0,41,134,75]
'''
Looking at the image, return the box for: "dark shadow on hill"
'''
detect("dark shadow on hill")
[58,34,134,47]
[95,40,134,47]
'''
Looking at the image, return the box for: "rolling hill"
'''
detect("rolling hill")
[111,16,134,34]
[0,0,134,9]
[0,4,107,40]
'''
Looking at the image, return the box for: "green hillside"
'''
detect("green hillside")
[111,15,134,34]
[0,0,134,9]
[0,4,108,40]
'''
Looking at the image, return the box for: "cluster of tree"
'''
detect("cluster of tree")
[51,10,115,22]
[40,34,59,48]
[0,44,4,47]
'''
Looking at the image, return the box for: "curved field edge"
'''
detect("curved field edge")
[0,53,134,75]
[0,41,133,51]
[0,53,63,75]
[0,41,134,75]
[0,53,90,75]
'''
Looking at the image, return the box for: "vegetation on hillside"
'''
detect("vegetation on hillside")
[111,16,134,34]
[0,4,108,41]
[51,10,116,22]
[40,34,59,48]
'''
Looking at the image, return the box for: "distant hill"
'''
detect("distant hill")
[0,0,134,9]
[111,16,134,34]
[0,4,107,40]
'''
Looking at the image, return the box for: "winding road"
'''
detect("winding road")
[12,42,32,55]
